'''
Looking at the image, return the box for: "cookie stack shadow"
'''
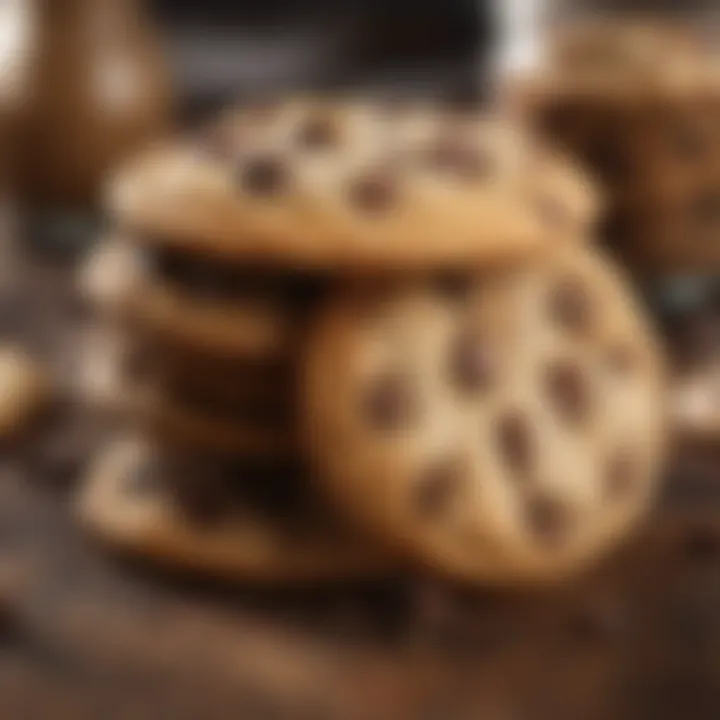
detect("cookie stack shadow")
[75,98,667,587]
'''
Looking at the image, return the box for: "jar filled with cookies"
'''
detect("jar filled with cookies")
[500,0,720,452]
[504,0,720,277]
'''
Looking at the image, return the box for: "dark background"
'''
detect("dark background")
[150,0,487,112]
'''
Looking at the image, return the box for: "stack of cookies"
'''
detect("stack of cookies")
[76,97,666,587]
[511,19,720,275]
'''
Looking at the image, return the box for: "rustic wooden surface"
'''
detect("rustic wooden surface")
[0,236,719,720]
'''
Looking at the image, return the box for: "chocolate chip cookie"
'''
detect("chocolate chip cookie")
[78,437,389,582]
[301,246,667,584]
[107,97,591,270]
[80,238,304,361]
[80,328,295,459]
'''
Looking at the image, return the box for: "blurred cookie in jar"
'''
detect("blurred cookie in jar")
[509,16,720,276]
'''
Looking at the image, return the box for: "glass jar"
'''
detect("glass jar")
[496,0,720,319]
[491,0,720,85]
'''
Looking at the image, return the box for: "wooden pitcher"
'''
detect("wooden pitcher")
[1,0,173,210]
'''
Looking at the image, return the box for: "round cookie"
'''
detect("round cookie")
[79,238,300,361]
[77,437,389,583]
[301,246,667,585]
[108,98,582,270]
[78,328,294,459]
[0,345,52,440]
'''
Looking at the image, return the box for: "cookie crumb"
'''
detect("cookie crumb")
[238,156,289,196]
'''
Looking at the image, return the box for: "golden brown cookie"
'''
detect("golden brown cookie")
[107,98,584,270]
[79,238,301,360]
[301,246,667,585]
[77,437,389,583]
[79,328,294,459]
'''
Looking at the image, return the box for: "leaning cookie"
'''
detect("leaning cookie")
[77,437,389,583]
[0,346,52,440]
[301,246,667,585]
[79,238,299,361]
[108,98,573,270]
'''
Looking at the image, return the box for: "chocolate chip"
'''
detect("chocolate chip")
[497,412,533,479]
[548,276,594,336]
[545,360,591,426]
[525,495,572,548]
[348,172,397,213]
[414,456,466,517]
[238,156,288,196]
[297,116,337,150]
[425,138,491,180]
[449,331,494,393]
[605,449,636,500]
[363,372,417,430]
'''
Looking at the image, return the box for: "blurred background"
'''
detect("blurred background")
[151,0,483,113]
